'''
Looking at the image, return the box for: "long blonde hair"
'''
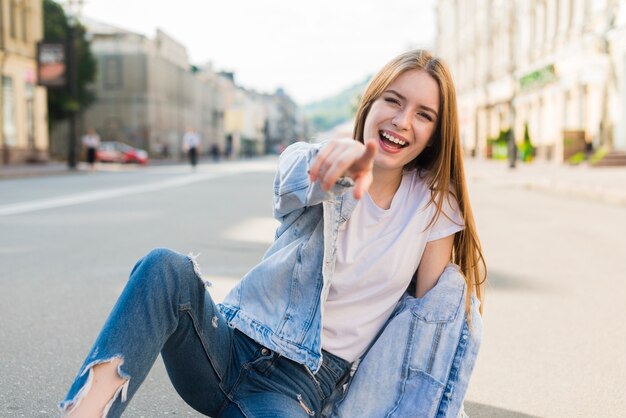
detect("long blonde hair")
[353,50,487,317]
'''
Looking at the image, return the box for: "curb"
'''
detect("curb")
[0,158,221,180]
[0,166,78,180]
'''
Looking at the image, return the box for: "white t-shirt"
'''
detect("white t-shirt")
[82,133,100,148]
[321,170,464,362]
[182,131,200,150]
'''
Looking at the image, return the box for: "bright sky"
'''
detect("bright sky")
[79,0,437,105]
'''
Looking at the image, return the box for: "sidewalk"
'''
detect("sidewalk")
[0,160,75,179]
[465,159,626,207]
[2,157,626,207]
[0,158,185,179]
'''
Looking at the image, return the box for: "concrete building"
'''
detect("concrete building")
[192,62,225,156]
[219,72,253,158]
[219,73,304,157]
[262,88,305,154]
[50,18,306,162]
[437,0,626,163]
[50,20,225,160]
[0,0,48,165]
[239,88,267,157]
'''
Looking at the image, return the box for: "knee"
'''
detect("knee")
[141,247,188,270]
[131,248,196,288]
[142,247,185,265]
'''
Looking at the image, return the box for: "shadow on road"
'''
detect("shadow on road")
[486,268,547,292]
[465,401,544,417]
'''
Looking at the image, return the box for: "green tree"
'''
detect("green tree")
[43,0,97,127]
[303,77,369,134]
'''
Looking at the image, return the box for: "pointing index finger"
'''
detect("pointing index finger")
[362,140,378,162]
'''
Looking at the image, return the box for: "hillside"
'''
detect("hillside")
[303,77,370,134]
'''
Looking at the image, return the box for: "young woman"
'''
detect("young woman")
[60,49,486,418]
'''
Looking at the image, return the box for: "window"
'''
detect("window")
[21,1,28,41]
[102,56,123,89]
[10,0,17,39]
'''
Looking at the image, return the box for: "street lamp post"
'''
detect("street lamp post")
[65,0,83,170]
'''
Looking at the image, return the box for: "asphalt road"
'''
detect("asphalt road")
[1,159,625,417]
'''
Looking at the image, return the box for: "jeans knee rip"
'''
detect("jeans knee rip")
[187,252,212,288]
[58,356,130,418]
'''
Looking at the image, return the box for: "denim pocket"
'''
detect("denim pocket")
[390,368,445,417]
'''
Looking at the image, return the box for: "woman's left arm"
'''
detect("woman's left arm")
[415,234,455,298]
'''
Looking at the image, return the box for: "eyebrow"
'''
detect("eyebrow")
[385,89,439,118]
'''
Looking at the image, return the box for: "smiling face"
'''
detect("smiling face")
[362,69,440,176]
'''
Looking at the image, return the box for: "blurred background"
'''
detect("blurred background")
[1,0,626,166]
[1,1,626,417]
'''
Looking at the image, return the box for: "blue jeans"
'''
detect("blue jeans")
[59,248,350,417]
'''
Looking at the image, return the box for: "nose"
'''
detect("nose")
[392,109,411,131]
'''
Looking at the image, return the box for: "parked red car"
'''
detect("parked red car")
[96,141,149,164]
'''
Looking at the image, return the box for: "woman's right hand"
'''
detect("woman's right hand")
[308,138,377,199]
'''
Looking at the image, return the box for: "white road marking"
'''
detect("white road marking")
[0,159,280,217]
[0,172,227,217]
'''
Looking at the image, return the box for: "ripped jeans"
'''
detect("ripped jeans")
[59,248,350,417]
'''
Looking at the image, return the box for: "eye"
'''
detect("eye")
[417,112,434,122]
[384,97,400,106]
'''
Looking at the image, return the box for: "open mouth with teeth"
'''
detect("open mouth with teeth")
[379,130,408,150]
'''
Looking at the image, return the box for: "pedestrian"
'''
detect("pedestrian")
[225,134,233,159]
[81,128,101,171]
[59,50,486,418]
[507,127,517,169]
[161,143,170,159]
[182,128,200,168]
[210,143,220,162]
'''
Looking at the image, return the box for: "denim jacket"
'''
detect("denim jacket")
[219,142,481,416]
[325,264,481,418]
[219,141,356,373]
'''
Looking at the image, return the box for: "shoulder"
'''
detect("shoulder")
[283,141,323,153]
[410,169,460,207]
[406,169,463,221]
[278,141,323,164]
